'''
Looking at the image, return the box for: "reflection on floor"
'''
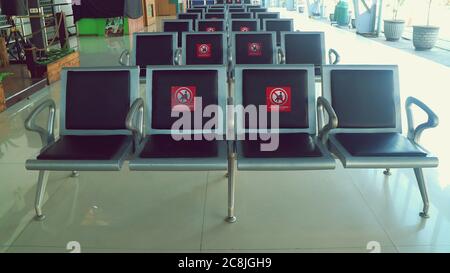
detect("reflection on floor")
[0,12,449,253]
[0,64,47,109]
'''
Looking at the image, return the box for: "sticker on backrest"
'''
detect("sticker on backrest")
[196,43,212,58]
[205,27,216,32]
[171,86,196,111]
[266,86,291,112]
[240,26,250,32]
[248,42,262,56]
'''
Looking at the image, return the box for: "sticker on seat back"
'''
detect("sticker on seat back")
[240,26,250,32]
[205,27,216,32]
[248,42,262,56]
[196,43,212,58]
[171,86,196,111]
[266,86,291,112]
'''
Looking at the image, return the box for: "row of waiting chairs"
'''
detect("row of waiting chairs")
[120,20,339,79]
[189,0,253,8]
[121,30,336,69]
[25,8,438,223]
[25,65,439,223]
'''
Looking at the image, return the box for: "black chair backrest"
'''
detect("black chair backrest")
[283,32,325,75]
[264,19,293,45]
[231,19,259,32]
[184,33,225,65]
[178,13,200,27]
[151,70,219,130]
[163,20,192,47]
[249,7,267,16]
[243,0,251,3]
[197,19,225,32]
[242,69,310,129]
[230,12,252,19]
[135,33,175,77]
[65,70,131,130]
[229,8,245,13]
[256,12,280,29]
[205,12,226,19]
[234,32,275,64]
[330,69,396,128]
[187,8,204,17]
[216,0,224,4]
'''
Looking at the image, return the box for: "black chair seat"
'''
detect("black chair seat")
[37,135,131,160]
[139,134,220,158]
[334,133,427,157]
[242,133,322,158]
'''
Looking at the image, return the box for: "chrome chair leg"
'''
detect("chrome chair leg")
[414,168,430,218]
[225,151,237,223]
[34,170,49,221]
[383,168,392,176]
[70,170,79,178]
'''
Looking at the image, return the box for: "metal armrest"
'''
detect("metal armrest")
[227,97,235,141]
[406,96,439,144]
[227,46,233,65]
[174,48,182,65]
[24,99,56,148]
[277,47,286,64]
[328,48,340,65]
[119,49,130,66]
[227,48,234,82]
[125,98,145,153]
[317,96,338,144]
[227,64,235,82]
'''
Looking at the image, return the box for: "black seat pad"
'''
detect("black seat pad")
[37,135,130,160]
[242,133,322,158]
[140,134,219,158]
[334,133,427,157]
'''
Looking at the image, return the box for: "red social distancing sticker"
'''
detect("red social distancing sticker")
[171,86,196,112]
[206,27,216,32]
[196,43,212,58]
[240,26,250,32]
[266,86,292,112]
[248,42,262,56]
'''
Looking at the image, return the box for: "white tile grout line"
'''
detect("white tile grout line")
[199,171,210,252]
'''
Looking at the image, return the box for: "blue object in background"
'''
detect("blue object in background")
[286,0,295,11]
[192,0,205,6]
[334,0,349,26]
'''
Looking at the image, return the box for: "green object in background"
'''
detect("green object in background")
[0,72,13,83]
[76,18,107,36]
[36,48,75,65]
[77,17,133,36]
[334,0,349,27]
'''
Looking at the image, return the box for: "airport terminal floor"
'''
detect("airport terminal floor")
[1,8,450,253]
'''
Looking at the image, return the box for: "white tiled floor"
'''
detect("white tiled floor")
[0,10,449,253]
